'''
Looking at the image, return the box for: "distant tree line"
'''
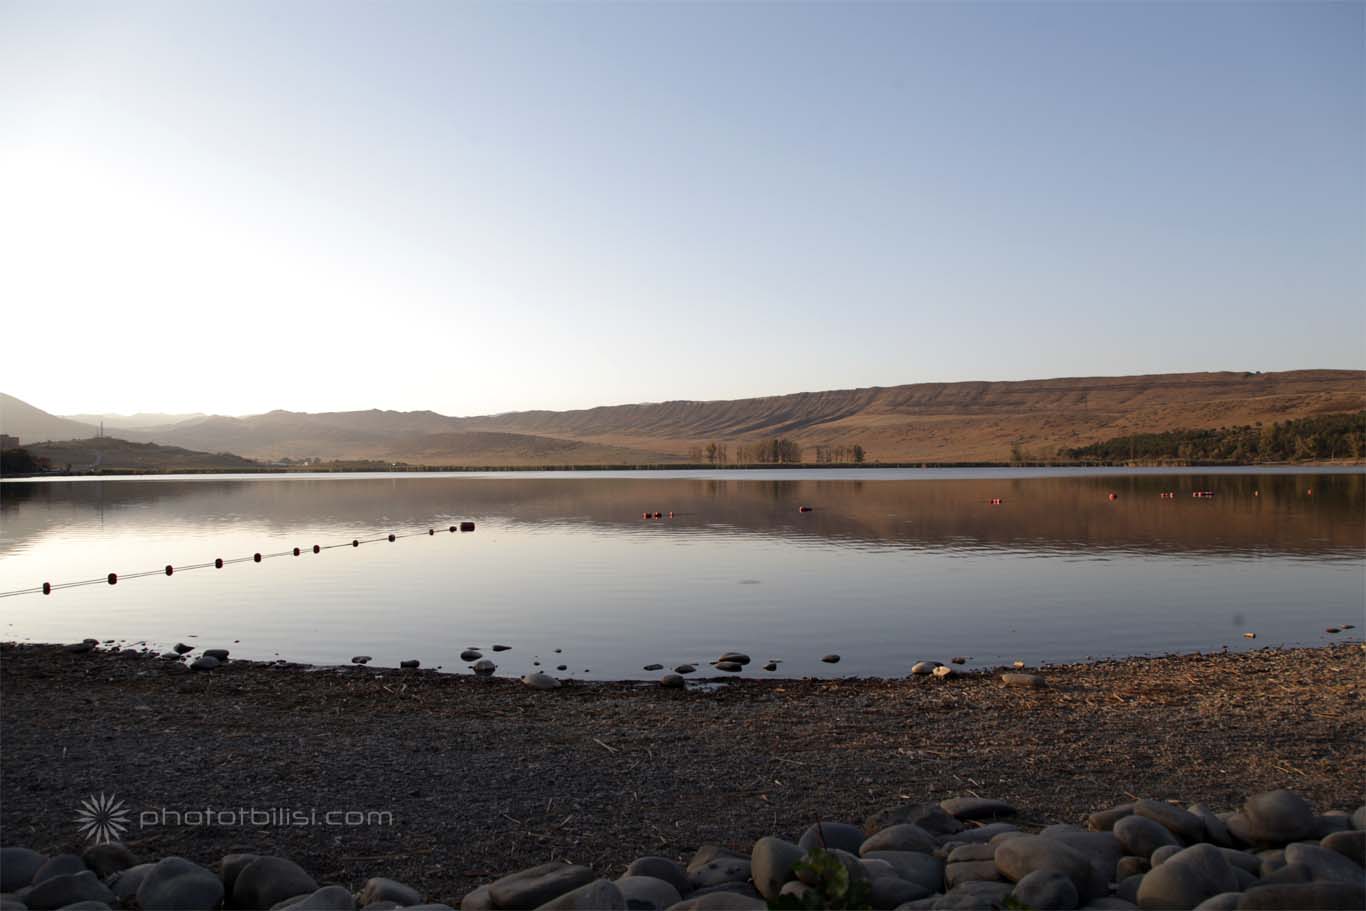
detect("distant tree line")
[1064,412,1365,463]
[1,448,50,474]
[688,439,867,464]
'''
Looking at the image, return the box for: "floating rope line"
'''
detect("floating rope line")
[0,521,476,599]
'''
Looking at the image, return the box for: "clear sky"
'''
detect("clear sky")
[2,1,1362,418]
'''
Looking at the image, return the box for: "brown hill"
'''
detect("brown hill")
[19,438,260,472]
[6,369,1364,465]
[0,393,97,444]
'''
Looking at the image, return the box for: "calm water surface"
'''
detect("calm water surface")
[1,469,1362,678]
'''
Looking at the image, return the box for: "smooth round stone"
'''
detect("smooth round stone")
[1283,843,1366,884]
[859,852,944,892]
[910,661,938,675]
[275,884,356,909]
[232,857,318,910]
[358,878,422,907]
[32,854,85,884]
[799,821,866,855]
[763,663,778,672]
[932,665,956,679]
[1088,804,1136,832]
[1012,870,1079,911]
[1192,893,1241,911]
[108,863,155,903]
[1188,804,1234,848]
[1321,830,1366,867]
[1244,790,1317,844]
[870,877,932,908]
[1136,844,1239,910]
[491,644,511,652]
[488,863,594,909]
[173,643,194,654]
[190,656,220,671]
[643,664,664,671]
[750,837,804,900]
[624,858,688,895]
[674,664,696,674]
[82,843,136,879]
[556,665,568,671]
[687,853,751,891]
[1151,845,1181,866]
[821,654,840,663]
[1117,856,1150,880]
[864,802,963,837]
[26,870,116,909]
[460,650,482,661]
[460,884,493,910]
[1235,882,1366,909]
[202,648,229,661]
[521,671,561,690]
[1136,799,1206,844]
[1353,806,1366,831]
[713,662,743,673]
[472,659,496,675]
[613,875,680,911]
[400,659,420,669]
[941,798,1018,821]
[533,879,624,910]
[665,891,766,909]
[993,835,1101,901]
[861,823,937,855]
[659,673,686,688]
[1000,673,1046,688]
[1115,814,1182,858]
[717,652,750,665]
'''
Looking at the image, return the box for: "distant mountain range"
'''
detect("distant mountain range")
[2,369,1363,466]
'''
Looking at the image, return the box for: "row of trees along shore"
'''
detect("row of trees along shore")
[1060,411,1366,463]
[686,439,865,464]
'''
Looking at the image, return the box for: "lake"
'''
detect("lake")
[1,468,1362,679]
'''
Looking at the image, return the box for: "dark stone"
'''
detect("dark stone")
[202,649,230,660]
[994,835,1103,901]
[1,847,47,891]
[276,884,358,909]
[1321,830,1366,867]
[1134,800,1206,844]
[82,843,135,879]
[221,853,260,894]
[1236,882,1366,909]
[799,822,867,856]
[1114,815,1181,858]
[1243,791,1316,845]
[614,875,681,911]
[1135,844,1238,910]
[24,871,115,910]
[624,858,688,895]
[865,803,963,837]
[1088,805,1135,832]
[750,837,804,901]
[138,857,224,911]
[861,823,937,855]
[1012,870,1078,911]
[488,864,595,909]
[359,878,422,906]
[233,857,318,910]
[1282,842,1365,884]
[32,855,85,885]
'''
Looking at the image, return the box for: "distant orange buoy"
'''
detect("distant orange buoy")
[164,565,174,576]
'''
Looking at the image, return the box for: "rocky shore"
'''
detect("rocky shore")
[1,643,1362,910]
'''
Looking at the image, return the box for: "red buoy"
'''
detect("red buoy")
[668,511,675,518]
[642,512,650,519]
[989,498,1003,506]
[215,558,223,568]
[292,547,301,556]
[387,533,396,542]
[798,505,813,513]
[1108,493,1118,501]
[165,565,174,576]
[652,512,662,519]
[42,582,51,595]
[107,573,118,585]
[312,545,320,554]
[253,552,262,563]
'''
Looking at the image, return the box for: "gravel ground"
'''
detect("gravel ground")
[1,642,1362,907]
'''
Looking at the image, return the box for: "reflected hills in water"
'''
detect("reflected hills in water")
[2,473,1361,561]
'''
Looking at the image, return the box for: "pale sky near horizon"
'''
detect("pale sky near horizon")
[2,1,1363,418]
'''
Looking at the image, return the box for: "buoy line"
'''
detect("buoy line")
[0,521,476,599]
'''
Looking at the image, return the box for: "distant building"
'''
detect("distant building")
[0,434,19,450]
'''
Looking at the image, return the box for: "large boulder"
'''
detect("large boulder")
[23,870,115,910]
[624,858,689,895]
[82,843,136,879]
[108,862,156,903]
[799,822,866,856]
[0,847,47,891]
[1115,816,1181,859]
[1187,805,1234,848]
[1135,844,1238,910]
[1012,870,1079,911]
[994,834,1105,901]
[31,855,84,884]
[1088,805,1136,832]
[138,857,224,911]
[1282,842,1366,884]
[865,803,963,838]
[860,824,936,856]
[750,838,804,901]
[535,879,625,910]
[1134,801,1205,844]
[1242,791,1316,845]
[614,875,682,911]
[860,851,944,892]
[489,864,596,909]
[233,857,319,909]
[1321,830,1365,867]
